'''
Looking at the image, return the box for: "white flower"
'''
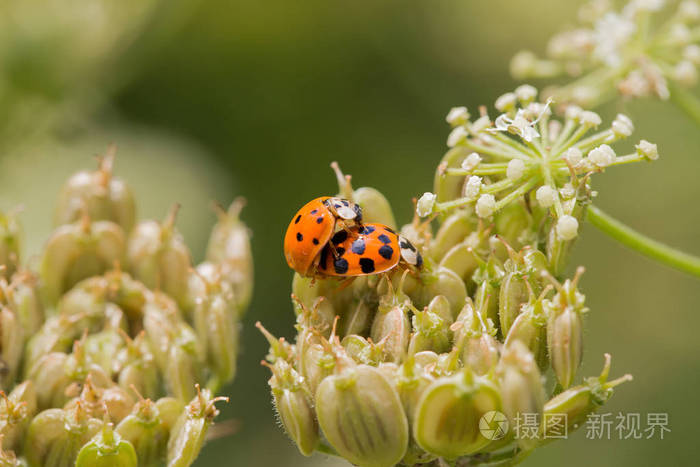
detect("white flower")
[506,159,526,180]
[464,176,483,200]
[492,99,551,142]
[514,84,538,103]
[416,192,437,217]
[683,44,700,65]
[563,147,583,166]
[668,23,691,45]
[565,104,584,121]
[447,126,468,147]
[580,110,602,127]
[471,115,492,133]
[674,60,698,86]
[495,93,517,112]
[475,194,496,218]
[556,215,579,240]
[636,139,659,160]
[593,13,636,67]
[679,1,700,21]
[587,144,617,167]
[536,185,557,208]
[446,107,470,126]
[611,113,634,137]
[461,152,482,171]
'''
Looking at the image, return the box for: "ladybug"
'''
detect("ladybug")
[284,197,363,276]
[318,223,422,277]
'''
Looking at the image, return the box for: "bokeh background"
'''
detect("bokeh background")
[2,0,699,465]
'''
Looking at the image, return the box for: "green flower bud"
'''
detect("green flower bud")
[205,199,254,313]
[409,307,452,355]
[337,296,374,338]
[370,301,410,363]
[84,328,125,377]
[0,307,23,389]
[0,272,43,336]
[438,232,488,286]
[433,147,472,205]
[114,332,160,401]
[541,354,632,442]
[128,205,192,309]
[544,268,586,389]
[64,377,135,424]
[472,256,505,327]
[413,369,501,459]
[76,422,138,467]
[165,325,204,403]
[166,385,228,467]
[103,266,149,324]
[0,210,22,279]
[503,286,550,371]
[452,300,500,376]
[409,267,467,319]
[116,396,183,467]
[332,162,397,229]
[429,211,474,262]
[266,359,319,456]
[0,381,37,452]
[315,364,409,467]
[40,217,126,305]
[25,403,103,467]
[498,272,527,337]
[493,202,535,252]
[497,340,545,451]
[54,147,136,232]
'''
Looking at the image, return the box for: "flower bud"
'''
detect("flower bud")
[504,287,549,371]
[408,297,453,355]
[429,211,474,262]
[1,271,43,336]
[636,139,659,161]
[497,340,545,450]
[446,107,470,126]
[128,205,192,309]
[40,217,126,304]
[114,332,160,401]
[0,381,37,451]
[54,148,136,232]
[205,199,253,313]
[371,302,410,363]
[25,403,103,467]
[0,307,23,389]
[165,326,204,403]
[452,300,500,375]
[76,422,138,467]
[409,267,467,319]
[315,364,409,467]
[338,296,374,337]
[0,210,21,280]
[166,385,228,467]
[498,272,528,337]
[541,354,632,441]
[84,328,125,377]
[544,268,586,389]
[413,369,501,459]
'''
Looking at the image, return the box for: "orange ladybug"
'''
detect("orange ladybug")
[284,197,363,276]
[317,223,422,277]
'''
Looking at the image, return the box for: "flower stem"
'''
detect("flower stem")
[669,82,700,128]
[587,205,700,278]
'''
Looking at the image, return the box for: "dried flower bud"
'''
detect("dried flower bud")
[166,385,227,467]
[76,422,138,467]
[413,369,501,459]
[315,364,408,467]
[128,205,192,309]
[40,218,126,305]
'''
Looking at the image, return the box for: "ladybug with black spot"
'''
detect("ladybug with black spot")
[284,197,362,276]
[317,222,422,277]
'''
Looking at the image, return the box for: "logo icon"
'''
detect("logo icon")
[479,411,509,440]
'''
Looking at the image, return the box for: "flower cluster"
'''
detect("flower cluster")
[418,85,657,275]
[511,0,700,106]
[0,148,252,466]
[260,162,632,466]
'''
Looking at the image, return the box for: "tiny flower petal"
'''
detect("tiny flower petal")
[471,115,492,133]
[636,140,659,160]
[536,185,557,208]
[556,215,579,241]
[611,113,634,137]
[464,176,483,200]
[475,194,496,218]
[506,159,526,180]
[447,127,468,147]
[460,153,482,171]
[416,193,437,217]
[587,144,616,167]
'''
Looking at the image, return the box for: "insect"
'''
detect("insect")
[317,223,422,277]
[284,197,363,276]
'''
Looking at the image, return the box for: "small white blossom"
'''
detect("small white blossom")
[464,176,483,200]
[495,92,517,112]
[565,105,584,121]
[416,192,437,217]
[593,13,636,67]
[461,152,482,171]
[636,139,659,160]
[447,126,468,147]
[506,159,526,180]
[493,99,551,142]
[515,84,538,103]
[673,60,698,86]
[446,106,470,126]
[563,147,583,166]
[611,113,634,137]
[580,110,602,127]
[471,115,492,133]
[668,23,692,45]
[556,215,579,240]
[588,144,617,167]
[679,1,700,21]
[683,44,700,64]
[475,194,496,218]
[536,185,557,208]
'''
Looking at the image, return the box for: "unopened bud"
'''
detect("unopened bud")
[76,422,138,467]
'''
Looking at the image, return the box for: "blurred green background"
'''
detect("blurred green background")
[2,0,699,465]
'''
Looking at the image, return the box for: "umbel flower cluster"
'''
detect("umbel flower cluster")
[0,148,252,466]
[259,86,650,466]
[511,0,700,106]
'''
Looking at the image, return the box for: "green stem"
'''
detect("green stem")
[669,82,700,128]
[587,205,700,278]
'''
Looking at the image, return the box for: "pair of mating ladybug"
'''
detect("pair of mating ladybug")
[284,197,422,278]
